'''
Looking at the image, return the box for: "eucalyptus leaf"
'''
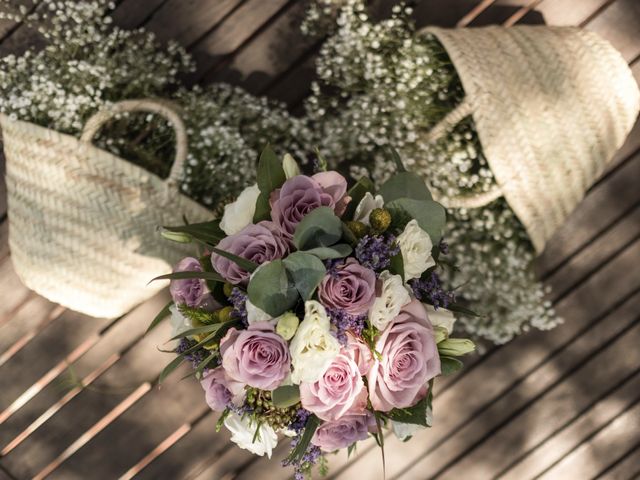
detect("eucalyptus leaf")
[150,270,225,284]
[162,220,224,245]
[344,176,375,219]
[440,356,464,376]
[211,247,258,272]
[169,323,221,341]
[386,198,446,244]
[293,207,343,251]
[379,172,432,202]
[447,303,482,317]
[283,252,326,300]
[247,260,298,317]
[303,244,353,260]
[253,191,271,223]
[146,300,173,334]
[257,145,286,194]
[385,146,406,172]
[271,385,301,408]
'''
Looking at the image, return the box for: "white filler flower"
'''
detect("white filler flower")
[368,271,411,330]
[220,184,260,235]
[289,300,341,384]
[353,192,384,226]
[224,412,278,458]
[397,219,435,280]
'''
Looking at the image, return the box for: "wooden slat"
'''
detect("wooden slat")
[499,369,640,479]
[187,0,290,84]
[467,0,542,26]
[0,293,168,453]
[529,0,615,26]
[0,222,9,261]
[0,260,43,327]
[110,0,168,30]
[598,442,640,480]
[584,0,640,63]
[326,237,640,479]
[144,0,243,47]
[0,156,6,220]
[537,399,640,479]
[206,0,314,95]
[0,298,168,478]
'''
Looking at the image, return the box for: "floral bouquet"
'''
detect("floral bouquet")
[150,147,475,478]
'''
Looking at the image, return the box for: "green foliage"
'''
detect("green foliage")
[150,270,225,284]
[282,252,326,301]
[271,385,301,408]
[344,176,375,219]
[286,415,321,463]
[302,244,353,260]
[440,356,464,376]
[379,172,432,203]
[386,198,446,244]
[385,395,431,427]
[162,220,225,246]
[210,247,258,272]
[247,260,298,317]
[177,304,219,326]
[146,300,173,334]
[293,207,343,251]
[256,145,286,194]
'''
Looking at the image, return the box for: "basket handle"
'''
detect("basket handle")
[80,99,187,189]
[424,98,503,209]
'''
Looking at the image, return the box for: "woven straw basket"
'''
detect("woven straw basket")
[420,26,640,253]
[1,99,212,318]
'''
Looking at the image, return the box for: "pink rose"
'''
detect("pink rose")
[345,332,374,376]
[318,259,376,316]
[367,299,441,411]
[200,367,245,412]
[220,323,291,390]
[300,351,367,421]
[311,413,376,452]
[170,257,206,307]
[211,221,289,285]
[269,173,348,239]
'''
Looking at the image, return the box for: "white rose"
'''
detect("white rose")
[169,304,192,339]
[397,219,435,280]
[246,299,273,324]
[219,184,260,235]
[368,271,411,330]
[289,300,341,384]
[424,304,456,334]
[353,192,384,226]
[282,153,301,179]
[224,412,278,458]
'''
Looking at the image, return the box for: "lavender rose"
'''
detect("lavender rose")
[200,367,245,412]
[211,221,289,285]
[311,413,376,452]
[367,299,441,411]
[220,322,291,390]
[169,257,206,307]
[270,173,348,239]
[300,351,367,421]
[318,259,376,316]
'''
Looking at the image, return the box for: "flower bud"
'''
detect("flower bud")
[433,325,449,344]
[282,153,301,179]
[160,229,192,243]
[276,312,299,340]
[369,208,391,232]
[217,306,234,323]
[223,283,234,298]
[345,220,369,239]
[437,338,476,357]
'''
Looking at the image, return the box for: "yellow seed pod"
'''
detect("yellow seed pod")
[217,306,234,323]
[369,208,392,232]
[345,220,369,239]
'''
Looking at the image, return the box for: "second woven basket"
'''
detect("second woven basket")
[1,99,212,318]
[420,25,640,253]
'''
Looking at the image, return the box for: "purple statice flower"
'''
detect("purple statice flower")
[326,307,367,344]
[323,258,344,276]
[229,287,249,327]
[355,234,400,271]
[176,338,212,368]
[410,271,456,309]
[283,409,324,479]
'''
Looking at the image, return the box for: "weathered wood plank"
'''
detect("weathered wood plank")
[111,0,168,30]
[467,0,540,26]
[499,369,640,479]
[0,299,168,478]
[585,0,640,63]
[413,295,640,479]
[599,442,640,480]
[0,293,168,453]
[537,397,640,480]
[0,296,64,367]
[531,0,615,26]
[206,0,314,95]
[537,151,640,277]
[144,0,243,47]
[327,238,640,478]
[0,259,40,327]
[0,221,8,261]
[0,155,6,220]
[188,0,290,84]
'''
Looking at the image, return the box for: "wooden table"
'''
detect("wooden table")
[0,1,639,478]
